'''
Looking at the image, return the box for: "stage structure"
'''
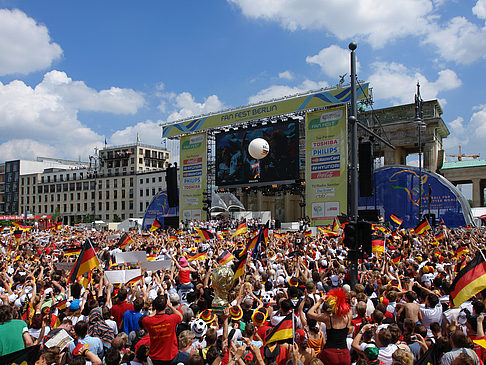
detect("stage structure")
[358,166,474,228]
[161,84,371,224]
[142,190,179,231]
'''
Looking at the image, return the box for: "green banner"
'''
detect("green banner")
[163,84,369,137]
[179,132,207,222]
[305,106,348,226]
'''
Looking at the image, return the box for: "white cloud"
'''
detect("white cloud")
[165,92,224,122]
[368,62,461,105]
[423,16,486,65]
[306,44,358,79]
[278,71,293,80]
[228,0,433,48]
[0,139,57,161]
[37,70,145,114]
[0,8,62,76]
[110,120,162,147]
[473,0,486,19]
[0,71,146,161]
[248,79,329,104]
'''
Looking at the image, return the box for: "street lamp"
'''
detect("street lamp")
[414,82,426,221]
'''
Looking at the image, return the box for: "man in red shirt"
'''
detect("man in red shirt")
[111,288,134,331]
[143,294,183,365]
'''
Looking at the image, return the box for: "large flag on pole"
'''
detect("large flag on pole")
[195,227,214,241]
[414,218,431,235]
[149,218,162,232]
[67,238,100,284]
[265,313,294,344]
[117,233,134,250]
[232,221,247,237]
[450,250,486,307]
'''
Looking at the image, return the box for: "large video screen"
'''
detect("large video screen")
[216,120,299,187]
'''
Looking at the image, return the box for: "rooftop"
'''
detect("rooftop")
[441,159,486,170]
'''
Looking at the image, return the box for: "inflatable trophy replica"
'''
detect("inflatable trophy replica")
[212,265,235,313]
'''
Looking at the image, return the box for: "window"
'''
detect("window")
[122,201,125,210]
[140,202,143,211]
[47,176,50,183]
[106,191,110,199]
[57,194,60,201]
[77,192,80,200]
[64,194,67,200]
[139,179,143,185]
[121,190,125,198]
[129,200,133,209]
[152,177,155,183]
[50,185,55,193]
[130,177,134,187]
[106,202,110,210]
[70,193,74,200]
[56,184,62,192]
[91,192,95,199]
[84,203,88,210]
[99,191,102,200]
[99,202,102,211]
[140,190,143,197]
[114,201,117,210]
[114,190,118,199]
[129,189,133,198]
[69,183,75,191]
[77,203,80,211]
[106,214,110,221]
[53,175,56,182]
[146,178,149,183]
[70,204,73,211]
[63,204,67,212]
[84,192,87,200]
[114,179,118,188]
[159,176,162,182]
[121,178,125,187]
[152,188,155,195]
[146,189,149,196]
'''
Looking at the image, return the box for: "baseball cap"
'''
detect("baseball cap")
[364,344,379,360]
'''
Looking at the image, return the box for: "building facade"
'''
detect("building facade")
[8,143,171,225]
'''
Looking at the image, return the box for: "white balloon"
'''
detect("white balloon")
[248,138,269,160]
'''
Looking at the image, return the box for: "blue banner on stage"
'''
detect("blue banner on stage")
[358,166,474,228]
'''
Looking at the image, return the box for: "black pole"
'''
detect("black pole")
[349,42,359,288]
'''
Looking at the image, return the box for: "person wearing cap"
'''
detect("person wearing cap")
[142,294,184,364]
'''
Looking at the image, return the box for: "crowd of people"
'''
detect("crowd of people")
[0,217,485,365]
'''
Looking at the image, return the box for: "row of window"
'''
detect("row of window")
[22,200,134,215]
[20,188,135,204]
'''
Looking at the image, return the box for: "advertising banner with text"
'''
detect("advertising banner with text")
[305,106,348,226]
[180,132,207,222]
[163,84,369,137]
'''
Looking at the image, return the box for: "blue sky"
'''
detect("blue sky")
[1,0,486,168]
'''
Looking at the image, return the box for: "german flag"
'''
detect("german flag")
[332,217,340,232]
[13,229,22,244]
[67,238,100,284]
[450,250,486,306]
[318,227,338,237]
[54,299,67,311]
[372,235,385,254]
[303,230,312,237]
[414,218,431,235]
[12,221,21,227]
[63,247,81,256]
[126,275,142,286]
[391,254,401,265]
[265,313,293,344]
[168,235,177,242]
[195,227,214,241]
[117,233,134,250]
[216,233,224,241]
[149,218,162,232]
[240,232,259,257]
[374,225,391,235]
[232,221,247,237]
[390,214,403,226]
[217,250,234,266]
[455,246,469,259]
[273,232,282,239]
[438,218,445,226]
[233,254,247,280]
[435,231,445,241]
[55,220,62,231]
[187,252,207,262]
[147,254,156,261]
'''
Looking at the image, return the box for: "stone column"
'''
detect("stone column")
[472,179,482,207]
[423,142,438,172]
[384,148,406,166]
